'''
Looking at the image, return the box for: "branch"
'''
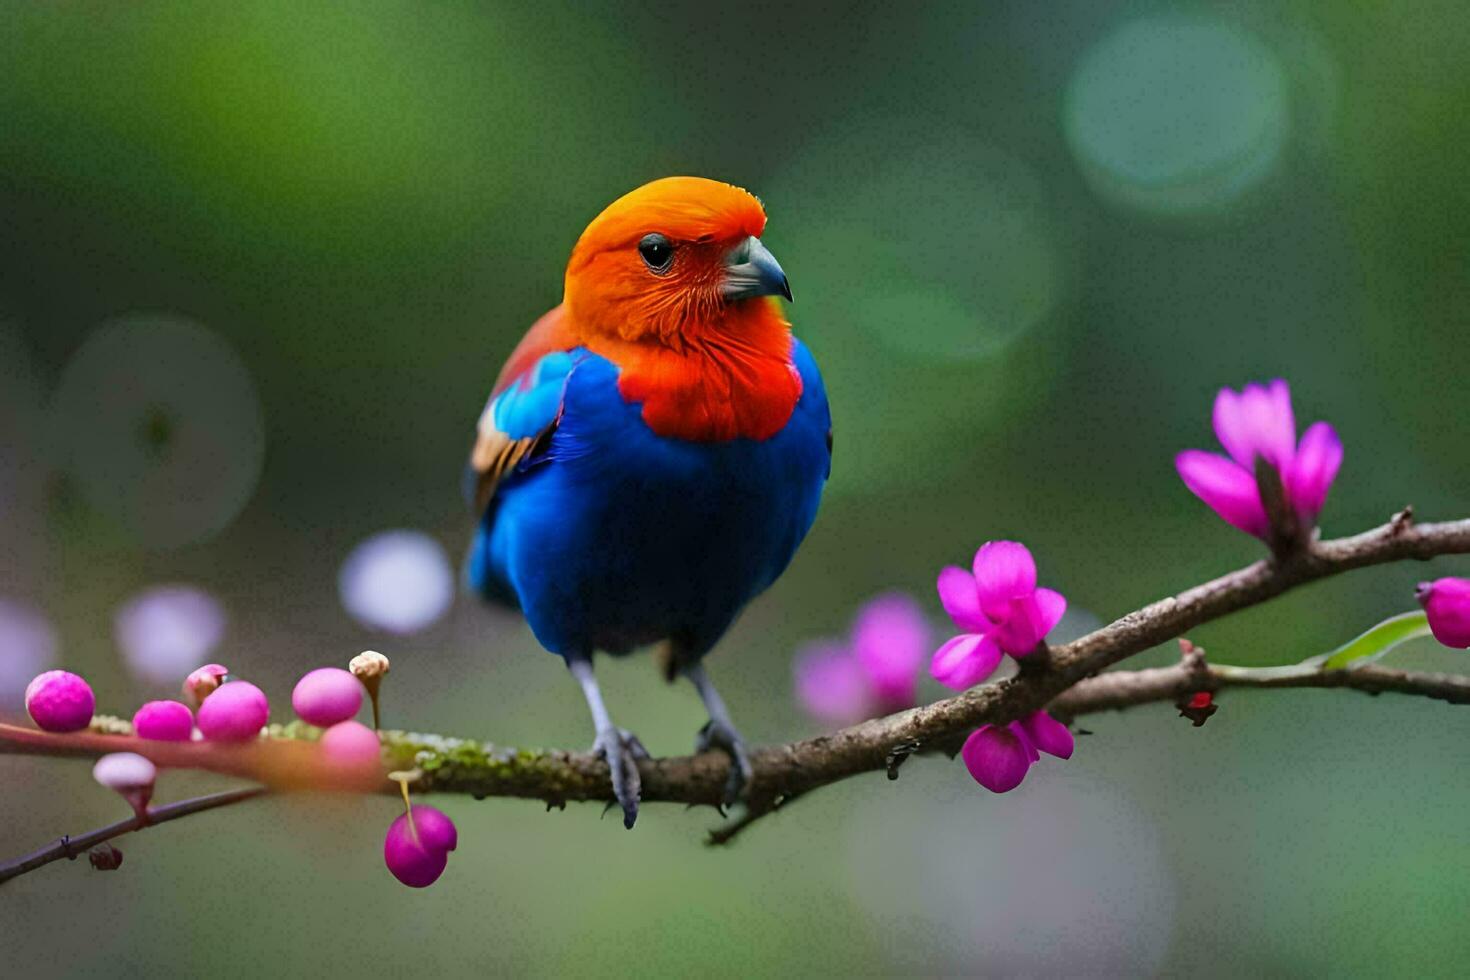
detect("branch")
[3,511,1468,842]
[1049,658,1470,719]
[0,787,265,885]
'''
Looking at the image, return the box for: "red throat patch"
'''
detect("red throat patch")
[589,298,803,442]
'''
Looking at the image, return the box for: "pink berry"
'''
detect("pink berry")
[383,806,457,888]
[408,805,458,854]
[24,670,95,733]
[291,667,363,727]
[132,700,195,741]
[319,720,381,770]
[196,680,269,742]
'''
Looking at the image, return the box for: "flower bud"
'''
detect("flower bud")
[1418,578,1470,649]
[349,650,390,683]
[132,700,195,741]
[196,680,269,742]
[292,667,363,727]
[349,650,390,729]
[92,752,157,821]
[183,663,229,708]
[24,670,95,733]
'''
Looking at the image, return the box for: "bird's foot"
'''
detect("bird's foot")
[696,719,753,807]
[592,727,647,829]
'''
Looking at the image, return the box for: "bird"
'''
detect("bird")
[463,176,831,828]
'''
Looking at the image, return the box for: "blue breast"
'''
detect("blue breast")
[468,341,830,660]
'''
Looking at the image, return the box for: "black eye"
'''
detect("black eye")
[638,233,674,273]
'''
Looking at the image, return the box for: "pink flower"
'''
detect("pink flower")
[793,593,930,726]
[1175,380,1343,541]
[930,541,1067,690]
[292,667,364,728]
[24,670,95,733]
[196,680,269,742]
[961,711,1074,794]
[1418,578,1470,649]
[132,700,195,741]
[384,805,458,888]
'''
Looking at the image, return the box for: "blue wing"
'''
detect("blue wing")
[463,349,578,600]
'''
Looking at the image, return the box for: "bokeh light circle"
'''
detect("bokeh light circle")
[0,598,58,707]
[51,314,266,548]
[768,118,1066,362]
[1064,15,1289,218]
[845,768,1175,974]
[115,585,227,686]
[338,530,454,634]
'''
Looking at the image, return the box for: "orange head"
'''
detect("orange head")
[563,176,792,344]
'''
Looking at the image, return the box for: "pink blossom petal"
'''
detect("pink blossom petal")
[973,541,1037,619]
[1285,421,1342,526]
[992,588,1069,655]
[1419,578,1470,649]
[1021,711,1075,759]
[1212,380,1295,471]
[937,566,990,633]
[852,593,929,709]
[1008,721,1041,764]
[1175,450,1269,539]
[990,599,1043,656]
[929,633,1004,691]
[1032,588,1068,638]
[961,725,1033,793]
[794,642,874,725]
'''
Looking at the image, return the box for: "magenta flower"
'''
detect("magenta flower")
[384,805,458,888]
[1418,578,1470,649]
[931,541,1066,690]
[793,593,930,726]
[961,711,1074,794]
[196,680,269,742]
[1175,380,1343,542]
[292,667,364,728]
[24,670,95,733]
[132,700,195,741]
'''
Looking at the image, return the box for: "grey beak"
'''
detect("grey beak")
[721,236,792,302]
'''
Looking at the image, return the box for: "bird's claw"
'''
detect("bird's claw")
[696,719,753,806]
[592,727,644,829]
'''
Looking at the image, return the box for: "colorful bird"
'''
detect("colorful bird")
[464,177,831,827]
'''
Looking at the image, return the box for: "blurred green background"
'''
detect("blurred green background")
[3,1,1470,976]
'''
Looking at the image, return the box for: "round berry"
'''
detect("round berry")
[383,806,457,888]
[132,700,195,741]
[196,680,269,742]
[319,720,381,770]
[291,667,363,727]
[25,670,95,733]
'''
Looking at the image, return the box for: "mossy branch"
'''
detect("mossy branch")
[3,508,1469,852]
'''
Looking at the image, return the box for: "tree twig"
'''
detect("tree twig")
[0,787,266,885]
[2,511,1468,843]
